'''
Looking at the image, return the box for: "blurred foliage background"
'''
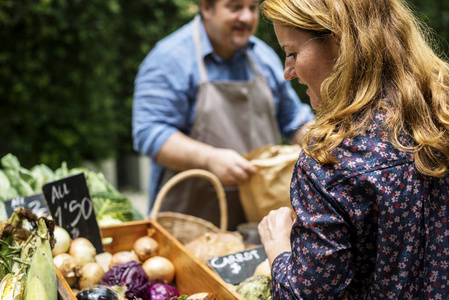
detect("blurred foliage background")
[0,0,448,173]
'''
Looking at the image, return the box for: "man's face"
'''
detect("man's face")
[201,0,259,59]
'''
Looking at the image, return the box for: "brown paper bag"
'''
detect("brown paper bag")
[239,144,300,223]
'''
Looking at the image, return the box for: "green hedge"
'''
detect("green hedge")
[0,0,121,169]
[412,0,449,56]
[0,0,197,170]
[0,0,448,171]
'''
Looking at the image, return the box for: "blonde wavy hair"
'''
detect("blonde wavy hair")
[261,0,449,177]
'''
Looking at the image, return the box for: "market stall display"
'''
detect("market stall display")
[0,155,274,299]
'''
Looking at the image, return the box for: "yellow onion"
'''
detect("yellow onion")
[53,253,79,287]
[253,259,271,279]
[184,232,245,264]
[95,252,113,273]
[78,262,105,290]
[109,251,140,269]
[133,236,159,261]
[142,256,175,284]
[69,237,97,267]
[186,292,212,300]
[52,226,72,256]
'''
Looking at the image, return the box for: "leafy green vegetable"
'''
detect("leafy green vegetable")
[1,154,21,170]
[3,169,34,197]
[0,170,11,190]
[235,275,272,300]
[1,154,36,197]
[0,170,19,201]
[0,153,143,223]
[30,164,55,192]
[0,202,7,222]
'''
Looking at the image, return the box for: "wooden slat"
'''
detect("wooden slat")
[56,266,77,300]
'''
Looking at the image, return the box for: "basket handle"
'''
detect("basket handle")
[150,169,228,231]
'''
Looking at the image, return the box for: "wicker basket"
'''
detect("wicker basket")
[150,169,228,244]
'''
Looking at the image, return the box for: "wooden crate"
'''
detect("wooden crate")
[57,219,244,300]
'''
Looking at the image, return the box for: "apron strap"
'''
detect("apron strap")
[245,52,261,77]
[193,15,208,82]
[193,14,260,82]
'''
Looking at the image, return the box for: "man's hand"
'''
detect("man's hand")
[205,148,257,185]
[156,131,257,185]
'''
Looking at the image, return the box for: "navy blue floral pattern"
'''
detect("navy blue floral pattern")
[271,113,449,299]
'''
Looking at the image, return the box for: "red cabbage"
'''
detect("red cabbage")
[100,261,152,300]
[149,283,180,300]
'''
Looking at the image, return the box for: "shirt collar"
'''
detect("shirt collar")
[196,15,256,63]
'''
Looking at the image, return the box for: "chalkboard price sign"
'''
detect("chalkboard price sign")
[208,245,267,285]
[42,173,104,253]
[4,193,49,217]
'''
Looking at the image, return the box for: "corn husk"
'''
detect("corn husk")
[23,218,57,300]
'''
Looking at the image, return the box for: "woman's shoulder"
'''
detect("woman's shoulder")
[297,113,414,187]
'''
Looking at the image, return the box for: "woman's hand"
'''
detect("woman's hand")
[258,207,294,265]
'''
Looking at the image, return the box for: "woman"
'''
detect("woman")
[258,0,449,298]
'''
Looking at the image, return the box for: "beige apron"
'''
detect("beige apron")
[159,16,280,230]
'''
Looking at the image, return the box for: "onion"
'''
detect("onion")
[69,237,97,267]
[53,253,79,287]
[253,259,271,279]
[95,252,113,273]
[109,251,140,269]
[52,226,72,256]
[185,232,245,264]
[186,292,212,300]
[133,236,159,261]
[78,262,105,290]
[142,256,175,284]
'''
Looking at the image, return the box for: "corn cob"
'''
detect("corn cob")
[0,273,24,300]
[22,218,57,300]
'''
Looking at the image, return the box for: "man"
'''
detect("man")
[132,0,315,230]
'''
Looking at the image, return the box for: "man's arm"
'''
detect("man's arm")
[289,120,315,145]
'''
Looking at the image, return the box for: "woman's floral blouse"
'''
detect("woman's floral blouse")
[271,113,449,299]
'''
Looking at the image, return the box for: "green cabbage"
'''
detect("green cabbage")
[0,153,143,223]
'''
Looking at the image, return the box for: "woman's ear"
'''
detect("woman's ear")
[328,32,341,60]
[331,32,340,45]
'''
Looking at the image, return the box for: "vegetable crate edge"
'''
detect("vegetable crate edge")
[56,219,244,300]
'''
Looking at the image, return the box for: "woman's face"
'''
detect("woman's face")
[274,23,339,109]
